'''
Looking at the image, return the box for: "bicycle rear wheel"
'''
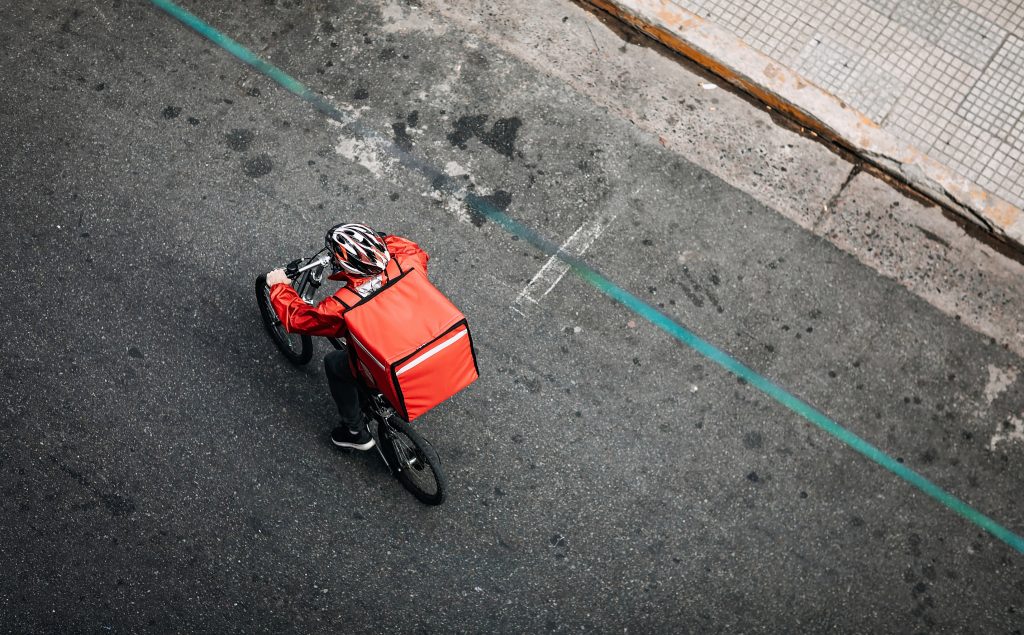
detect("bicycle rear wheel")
[378,416,447,506]
[255,274,314,365]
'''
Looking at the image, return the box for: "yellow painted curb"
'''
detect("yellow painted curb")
[583,0,1024,250]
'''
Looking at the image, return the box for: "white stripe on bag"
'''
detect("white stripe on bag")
[351,334,385,370]
[395,329,468,376]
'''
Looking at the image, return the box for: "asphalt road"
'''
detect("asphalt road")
[2,1,1022,632]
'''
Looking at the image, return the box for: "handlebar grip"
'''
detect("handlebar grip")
[285,259,302,279]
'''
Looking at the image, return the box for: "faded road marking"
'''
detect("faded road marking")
[984,364,1018,405]
[513,218,613,314]
[990,413,1024,451]
[381,0,448,35]
[334,133,392,179]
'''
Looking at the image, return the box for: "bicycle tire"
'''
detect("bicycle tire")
[378,415,447,506]
[255,274,314,366]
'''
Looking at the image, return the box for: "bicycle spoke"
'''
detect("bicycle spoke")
[389,433,438,494]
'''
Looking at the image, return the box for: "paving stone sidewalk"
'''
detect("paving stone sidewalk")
[669,0,1024,209]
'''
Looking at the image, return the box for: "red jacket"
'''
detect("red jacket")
[269,235,429,337]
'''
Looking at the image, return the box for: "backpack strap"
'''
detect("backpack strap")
[330,286,361,309]
[385,257,403,278]
[329,259,403,309]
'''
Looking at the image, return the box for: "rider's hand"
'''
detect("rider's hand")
[266,268,290,287]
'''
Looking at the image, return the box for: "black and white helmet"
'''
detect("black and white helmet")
[324,223,391,277]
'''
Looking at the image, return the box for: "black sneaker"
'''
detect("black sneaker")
[331,424,375,451]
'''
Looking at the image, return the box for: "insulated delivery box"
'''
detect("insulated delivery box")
[334,267,479,421]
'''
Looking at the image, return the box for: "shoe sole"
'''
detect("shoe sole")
[332,438,376,451]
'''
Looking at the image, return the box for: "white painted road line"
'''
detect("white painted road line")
[513,217,614,314]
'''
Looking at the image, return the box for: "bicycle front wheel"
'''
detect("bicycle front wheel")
[378,416,447,506]
[255,274,314,366]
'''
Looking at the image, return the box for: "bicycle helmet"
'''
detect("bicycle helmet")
[325,222,391,277]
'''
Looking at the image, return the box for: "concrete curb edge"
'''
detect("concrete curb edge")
[581,0,1024,250]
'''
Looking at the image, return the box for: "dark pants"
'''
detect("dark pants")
[324,349,361,427]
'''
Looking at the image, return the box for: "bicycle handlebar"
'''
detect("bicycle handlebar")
[285,254,331,279]
[299,254,331,274]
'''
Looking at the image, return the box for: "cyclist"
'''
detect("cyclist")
[266,223,429,451]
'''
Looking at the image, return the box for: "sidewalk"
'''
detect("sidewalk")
[585,0,1024,250]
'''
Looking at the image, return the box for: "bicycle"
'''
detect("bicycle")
[255,250,448,505]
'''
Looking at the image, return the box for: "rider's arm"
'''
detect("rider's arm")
[385,235,429,275]
[269,284,346,337]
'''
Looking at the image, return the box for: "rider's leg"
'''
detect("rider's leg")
[324,349,361,423]
[324,350,374,450]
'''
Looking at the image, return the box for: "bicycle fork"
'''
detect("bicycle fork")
[371,420,393,471]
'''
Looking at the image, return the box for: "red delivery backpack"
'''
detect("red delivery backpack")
[331,262,479,422]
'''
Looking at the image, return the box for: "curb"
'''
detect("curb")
[581,0,1024,252]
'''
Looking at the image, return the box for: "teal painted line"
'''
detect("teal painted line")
[149,0,347,124]
[151,0,1024,555]
[470,200,1024,555]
